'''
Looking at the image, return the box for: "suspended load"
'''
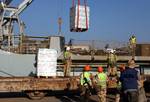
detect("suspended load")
[70,0,90,32]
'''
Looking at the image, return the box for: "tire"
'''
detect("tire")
[26,91,46,100]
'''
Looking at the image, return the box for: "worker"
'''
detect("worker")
[107,49,120,102]
[119,64,126,73]
[116,64,126,102]
[80,65,93,102]
[138,74,147,102]
[94,66,107,102]
[120,59,140,102]
[129,35,137,59]
[64,46,72,77]
[129,35,136,45]
[106,49,117,74]
[107,49,117,76]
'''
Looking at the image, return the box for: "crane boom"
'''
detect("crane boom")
[9,0,33,17]
[4,0,13,5]
[1,0,33,26]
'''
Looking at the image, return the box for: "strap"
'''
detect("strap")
[84,0,88,29]
[72,0,75,7]
[77,0,80,29]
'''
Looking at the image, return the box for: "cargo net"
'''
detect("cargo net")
[70,0,89,32]
[68,39,131,56]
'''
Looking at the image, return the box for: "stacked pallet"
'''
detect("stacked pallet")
[36,48,57,77]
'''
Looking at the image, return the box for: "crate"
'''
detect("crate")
[70,5,90,32]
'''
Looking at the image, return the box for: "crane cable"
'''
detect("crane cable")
[77,0,80,30]
[72,0,75,7]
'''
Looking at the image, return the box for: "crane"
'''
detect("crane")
[1,0,33,26]
[0,0,33,51]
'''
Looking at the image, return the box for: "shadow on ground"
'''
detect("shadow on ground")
[0,92,27,98]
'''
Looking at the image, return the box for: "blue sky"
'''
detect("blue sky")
[12,0,150,43]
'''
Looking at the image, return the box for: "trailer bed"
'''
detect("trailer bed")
[0,76,79,92]
[0,76,80,99]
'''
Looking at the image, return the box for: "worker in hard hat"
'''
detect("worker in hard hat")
[94,66,107,102]
[129,34,137,59]
[107,49,120,102]
[64,46,72,77]
[129,34,136,45]
[107,49,117,76]
[80,65,93,101]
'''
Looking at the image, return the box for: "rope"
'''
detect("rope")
[84,0,88,29]
[73,0,88,31]
[72,0,75,7]
[77,0,80,30]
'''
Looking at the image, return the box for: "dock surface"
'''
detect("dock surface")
[0,92,149,102]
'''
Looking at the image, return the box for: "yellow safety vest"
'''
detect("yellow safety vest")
[108,53,117,65]
[80,72,91,86]
[64,51,71,60]
[96,72,107,88]
[131,37,136,44]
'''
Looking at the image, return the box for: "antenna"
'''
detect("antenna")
[58,17,62,35]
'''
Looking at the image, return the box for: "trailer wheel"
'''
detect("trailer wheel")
[26,91,46,100]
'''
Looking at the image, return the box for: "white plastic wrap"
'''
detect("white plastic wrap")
[36,48,57,77]
[70,5,90,32]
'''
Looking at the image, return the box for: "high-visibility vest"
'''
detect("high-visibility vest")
[96,72,107,88]
[64,51,71,60]
[108,53,117,63]
[131,37,136,44]
[80,72,91,86]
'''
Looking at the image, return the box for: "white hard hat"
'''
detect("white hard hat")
[110,49,114,53]
[66,47,70,50]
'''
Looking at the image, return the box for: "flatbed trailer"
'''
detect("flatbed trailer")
[0,76,79,99]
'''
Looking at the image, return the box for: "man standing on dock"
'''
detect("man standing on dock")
[80,65,93,102]
[120,59,139,102]
[64,47,72,77]
[129,35,136,60]
[107,49,120,102]
[107,49,117,76]
[94,66,107,102]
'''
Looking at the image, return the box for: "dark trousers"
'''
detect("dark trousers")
[80,85,91,102]
[123,91,138,102]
